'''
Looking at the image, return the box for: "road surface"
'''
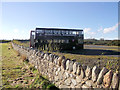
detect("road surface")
[84,45,120,50]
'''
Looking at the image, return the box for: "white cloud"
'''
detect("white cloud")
[0,28,30,40]
[84,28,96,39]
[13,29,19,33]
[21,31,25,33]
[84,28,91,33]
[84,28,96,35]
[89,32,96,35]
[103,23,118,34]
[97,26,103,32]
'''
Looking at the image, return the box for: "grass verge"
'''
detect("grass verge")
[1,43,58,89]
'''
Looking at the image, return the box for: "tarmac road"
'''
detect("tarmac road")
[62,45,120,57]
[83,45,120,57]
[84,45,120,50]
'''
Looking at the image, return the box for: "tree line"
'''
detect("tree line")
[84,39,120,46]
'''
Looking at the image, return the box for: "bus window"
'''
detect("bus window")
[36,30,44,34]
[54,30,58,35]
[72,31,76,35]
[76,32,79,35]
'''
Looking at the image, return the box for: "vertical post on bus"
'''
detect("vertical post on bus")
[30,31,35,48]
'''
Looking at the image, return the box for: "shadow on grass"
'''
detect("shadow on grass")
[60,49,120,55]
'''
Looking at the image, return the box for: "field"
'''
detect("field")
[1,43,57,89]
[1,41,119,89]
[44,45,119,73]
[12,40,119,72]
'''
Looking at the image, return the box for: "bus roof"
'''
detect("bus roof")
[35,28,83,31]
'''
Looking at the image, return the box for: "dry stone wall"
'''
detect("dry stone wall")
[12,43,119,89]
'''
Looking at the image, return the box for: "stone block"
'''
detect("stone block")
[85,80,93,87]
[61,59,67,70]
[76,76,82,83]
[111,71,119,88]
[54,58,58,65]
[73,62,78,74]
[69,61,74,72]
[92,66,100,82]
[97,67,108,85]
[49,54,54,62]
[65,72,69,78]
[82,64,87,71]
[58,56,65,66]
[66,60,70,70]
[43,53,48,59]
[70,83,75,88]
[103,70,113,88]
[59,84,69,88]
[58,70,64,80]
[85,66,91,77]
[71,79,77,86]
[65,78,72,86]
[82,84,90,88]
[80,67,85,79]
[76,63,81,75]
[55,76,59,82]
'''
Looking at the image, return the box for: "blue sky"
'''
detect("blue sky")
[0,2,119,40]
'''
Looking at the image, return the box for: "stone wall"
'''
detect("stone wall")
[12,43,119,89]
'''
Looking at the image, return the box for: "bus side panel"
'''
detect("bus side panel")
[30,31,35,48]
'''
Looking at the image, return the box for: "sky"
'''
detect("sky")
[0,1,119,40]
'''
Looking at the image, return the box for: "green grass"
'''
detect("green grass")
[13,39,118,72]
[43,50,119,72]
[12,40,119,72]
[13,40,29,47]
[1,43,58,89]
[2,43,25,88]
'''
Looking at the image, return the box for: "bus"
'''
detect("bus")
[30,27,84,50]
